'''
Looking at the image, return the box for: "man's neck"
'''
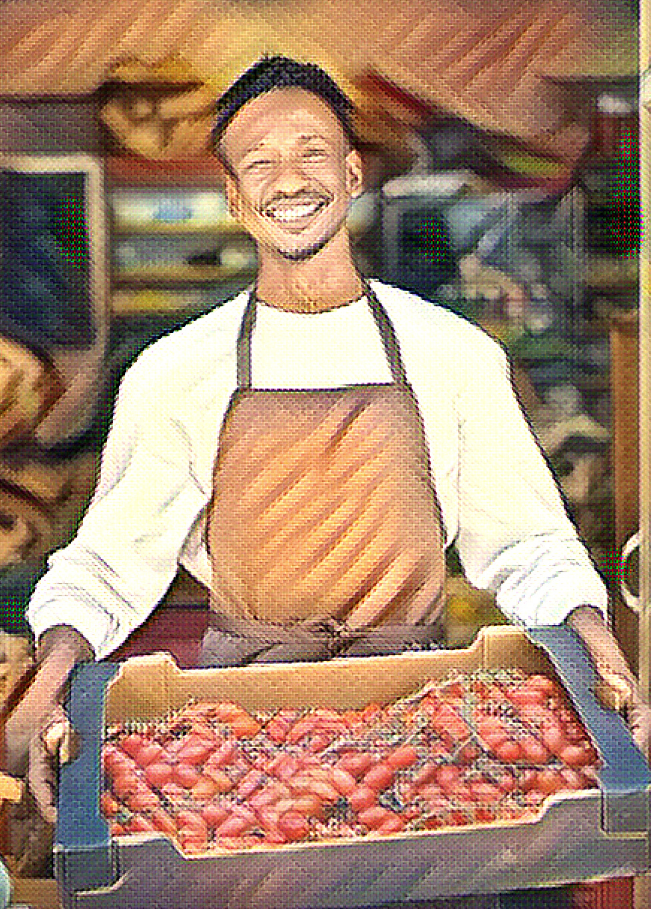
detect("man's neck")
[255,234,364,313]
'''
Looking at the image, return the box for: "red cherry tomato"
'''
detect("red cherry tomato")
[363,763,395,792]
[349,785,377,813]
[287,715,320,744]
[134,742,165,768]
[358,806,393,830]
[335,752,375,779]
[433,765,460,792]
[386,744,419,770]
[176,809,208,833]
[100,791,119,818]
[330,768,357,796]
[126,814,156,833]
[469,780,502,803]
[540,722,567,757]
[377,813,407,835]
[111,769,140,800]
[173,764,201,789]
[558,768,588,791]
[176,739,215,766]
[518,737,550,765]
[126,785,160,812]
[534,770,565,796]
[204,767,235,793]
[150,808,177,837]
[291,793,325,819]
[229,712,262,738]
[177,831,208,854]
[307,732,334,754]
[411,762,438,788]
[559,744,597,768]
[278,810,310,842]
[120,734,146,760]
[216,814,256,838]
[207,740,238,768]
[192,775,220,801]
[237,769,266,799]
[103,744,135,775]
[494,740,523,763]
[144,761,173,789]
[200,803,230,829]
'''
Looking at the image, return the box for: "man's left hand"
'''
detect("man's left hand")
[565,605,650,758]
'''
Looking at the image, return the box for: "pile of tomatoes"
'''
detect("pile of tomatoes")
[100,670,600,854]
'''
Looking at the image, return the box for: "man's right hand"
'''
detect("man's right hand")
[2,626,93,819]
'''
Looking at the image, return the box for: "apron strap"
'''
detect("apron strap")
[237,281,409,390]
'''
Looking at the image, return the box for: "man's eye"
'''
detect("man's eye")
[302,149,328,161]
[245,159,273,171]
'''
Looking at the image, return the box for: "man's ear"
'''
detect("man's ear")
[346,149,364,198]
[222,170,241,221]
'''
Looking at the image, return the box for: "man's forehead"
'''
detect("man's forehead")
[221,88,345,152]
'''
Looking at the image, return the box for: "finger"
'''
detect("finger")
[628,703,651,760]
[28,735,57,825]
[42,717,70,758]
[594,672,634,712]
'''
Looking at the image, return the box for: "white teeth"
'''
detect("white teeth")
[265,201,324,222]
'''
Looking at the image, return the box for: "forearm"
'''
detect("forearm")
[36,624,95,669]
[24,626,93,718]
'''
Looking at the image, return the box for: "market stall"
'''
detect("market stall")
[0,1,647,907]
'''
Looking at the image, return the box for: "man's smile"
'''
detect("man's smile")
[261,195,330,226]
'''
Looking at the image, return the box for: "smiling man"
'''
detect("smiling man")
[216,71,365,306]
[4,59,648,890]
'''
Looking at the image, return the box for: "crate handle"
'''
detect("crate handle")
[55,661,120,892]
[526,625,650,835]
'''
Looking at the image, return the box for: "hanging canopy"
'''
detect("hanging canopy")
[0,0,638,164]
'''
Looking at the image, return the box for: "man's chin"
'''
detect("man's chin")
[270,235,333,262]
[279,242,327,261]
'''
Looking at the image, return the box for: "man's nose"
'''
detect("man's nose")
[273,157,309,193]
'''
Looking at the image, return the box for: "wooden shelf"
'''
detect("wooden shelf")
[106,156,222,187]
[115,265,254,285]
[113,221,245,237]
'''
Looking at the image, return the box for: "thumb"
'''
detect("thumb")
[594,668,636,712]
[627,699,651,760]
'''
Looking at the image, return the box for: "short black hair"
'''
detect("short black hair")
[213,55,356,151]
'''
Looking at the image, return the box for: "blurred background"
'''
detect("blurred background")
[0,0,646,683]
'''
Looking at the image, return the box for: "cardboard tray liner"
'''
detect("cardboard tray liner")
[56,626,650,909]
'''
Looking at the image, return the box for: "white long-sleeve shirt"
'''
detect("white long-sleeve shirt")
[27,281,608,659]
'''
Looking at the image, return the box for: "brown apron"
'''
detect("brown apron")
[200,283,446,666]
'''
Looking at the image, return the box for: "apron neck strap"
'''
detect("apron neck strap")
[237,281,409,389]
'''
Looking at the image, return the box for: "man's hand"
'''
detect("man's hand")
[565,605,650,758]
[2,625,93,820]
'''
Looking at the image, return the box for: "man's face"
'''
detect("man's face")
[220,88,363,261]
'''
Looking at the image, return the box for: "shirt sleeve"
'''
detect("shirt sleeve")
[26,363,209,660]
[454,335,609,627]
